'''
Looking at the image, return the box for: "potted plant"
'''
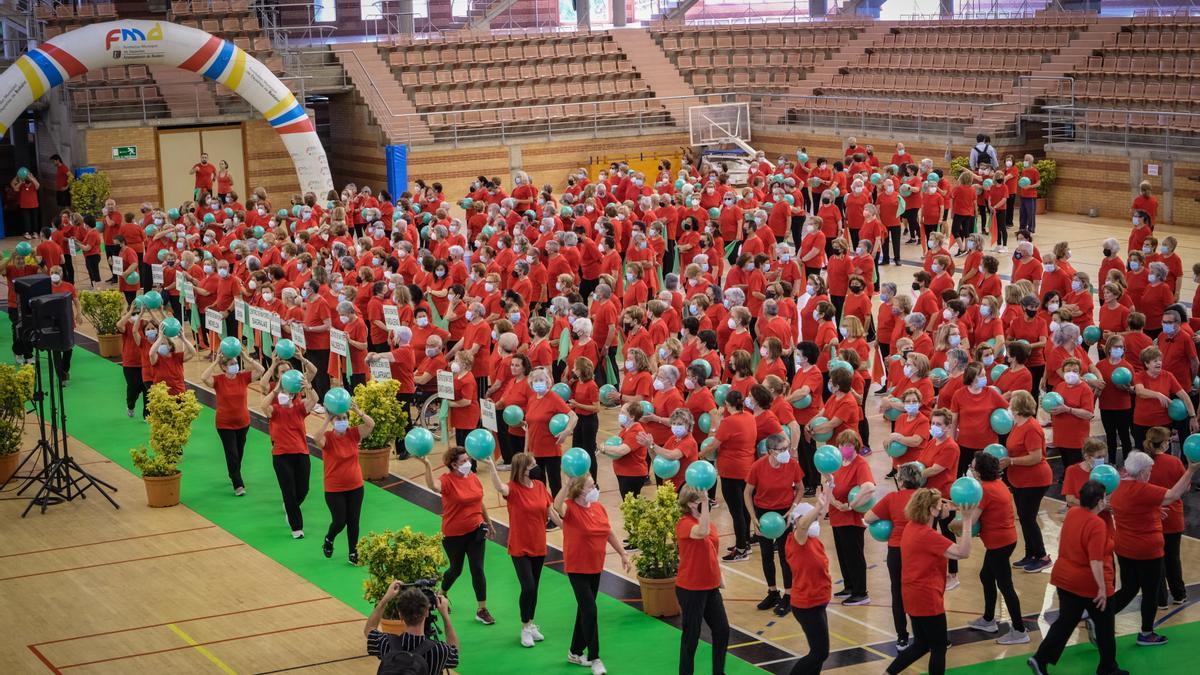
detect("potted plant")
[620,483,683,617]
[81,290,126,357]
[0,365,35,484]
[358,527,447,634]
[352,379,407,480]
[69,170,110,218]
[1034,158,1057,214]
[130,383,201,507]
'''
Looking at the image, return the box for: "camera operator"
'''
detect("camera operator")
[366,581,459,675]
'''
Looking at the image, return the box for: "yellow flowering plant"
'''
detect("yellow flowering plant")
[358,527,446,619]
[620,483,682,579]
[0,365,34,457]
[351,379,407,450]
[80,290,126,336]
[130,383,201,477]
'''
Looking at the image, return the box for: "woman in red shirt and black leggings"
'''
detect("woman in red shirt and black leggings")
[675,486,729,675]
[260,366,318,539]
[313,401,374,564]
[202,351,265,496]
[784,488,832,675]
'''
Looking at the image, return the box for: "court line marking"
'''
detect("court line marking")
[0,543,246,582]
[167,623,238,675]
[0,525,219,559]
[252,654,373,674]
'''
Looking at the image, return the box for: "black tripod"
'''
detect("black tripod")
[17,346,119,516]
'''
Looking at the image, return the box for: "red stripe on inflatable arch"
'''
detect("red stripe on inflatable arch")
[275,117,315,135]
[179,35,223,73]
[40,43,86,78]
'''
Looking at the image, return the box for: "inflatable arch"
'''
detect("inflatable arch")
[0,20,333,196]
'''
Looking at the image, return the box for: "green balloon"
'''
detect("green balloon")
[758,512,786,539]
[160,318,182,338]
[464,429,495,460]
[14,241,32,257]
[405,427,435,457]
[697,412,712,433]
[552,382,571,401]
[713,383,731,407]
[274,339,297,360]
[563,447,591,477]
[324,387,352,415]
[142,290,163,309]
[280,369,304,394]
[219,336,242,359]
[503,405,524,425]
[652,455,680,479]
[549,413,569,435]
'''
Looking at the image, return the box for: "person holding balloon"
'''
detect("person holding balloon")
[485,452,559,647]
[569,357,601,484]
[1046,358,1096,475]
[809,367,859,444]
[639,408,698,494]
[826,430,875,606]
[1000,390,1053,573]
[604,400,650,506]
[260,367,318,539]
[708,390,757,561]
[1107,449,1199,646]
[783,489,833,675]
[419,445,496,626]
[642,365,686,477]
[948,361,1009,476]
[675,485,729,675]
[524,367,577,498]
[1061,439,1111,510]
[1131,346,1197,451]
[919,407,962,590]
[1144,427,1188,608]
[494,349,531,469]
[201,342,265,496]
[448,351,481,448]
[886,388,929,471]
[864,462,925,650]
[116,301,151,418]
[965,453,1028,644]
[314,397,374,565]
[148,322,197,396]
[745,433,804,616]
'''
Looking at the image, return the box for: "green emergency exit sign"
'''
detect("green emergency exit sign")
[111,145,137,160]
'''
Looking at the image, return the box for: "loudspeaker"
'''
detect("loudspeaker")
[30,293,75,351]
[13,274,51,316]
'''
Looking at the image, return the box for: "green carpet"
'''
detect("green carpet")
[46,328,762,674]
[947,619,1198,674]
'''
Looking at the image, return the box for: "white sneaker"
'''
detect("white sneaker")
[998,246,1008,254]
[529,623,545,641]
[568,653,593,667]
[968,617,999,633]
[945,576,960,592]
[314,404,326,414]
[235,487,246,496]
[590,660,606,675]
[996,628,1030,645]
[292,530,304,539]
[521,626,535,648]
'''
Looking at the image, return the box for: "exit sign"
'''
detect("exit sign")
[111,145,137,160]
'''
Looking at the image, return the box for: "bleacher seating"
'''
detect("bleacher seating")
[37,1,116,39]
[1070,21,1200,114]
[380,30,672,140]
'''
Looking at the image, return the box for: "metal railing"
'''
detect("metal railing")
[1042,104,1200,152]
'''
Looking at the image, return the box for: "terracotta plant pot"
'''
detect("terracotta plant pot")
[378,618,407,635]
[1036,200,1047,215]
[143,473,181,507]
[0,451,20,485]
[359,447,392,480]
[637,575,681,617]
[97,333,122,358]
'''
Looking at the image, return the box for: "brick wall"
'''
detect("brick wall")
[243,119,303,199]
[81,126,160,207]
[1047,148,1200,226]
[327,93,387,191]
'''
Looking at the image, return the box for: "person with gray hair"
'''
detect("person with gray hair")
[1107,450,1200,647]
[864,461,926,649]
[723,287,746,309]
[334,300,368,390]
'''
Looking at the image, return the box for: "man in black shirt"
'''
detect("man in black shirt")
[366,582,460,675]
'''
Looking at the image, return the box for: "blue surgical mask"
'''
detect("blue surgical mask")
[532,381,548,395]
[930,424,945,439]
[333,419,349,434]
[1163,323,1177,335]
[671,424,687,438]
[903,402,920,415]
[1110,346,1124,358]
[974,376,988,389]
[948,335,961,347]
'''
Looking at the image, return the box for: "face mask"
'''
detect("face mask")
[671,424,688,438]
[1047,302,1060,312]
[903,365,914,378]
[1006,160,1013,167]
[530,380,549,396]
[774,451,791,465]
[903,402,920,415]
[624,359,635,372]
[812,310,821,322]
[930,424,945,439]
[1064,372,1081,385]
[618,413,630,427]
[425,347,439,359]
[583,487,600,504]
[157,344,171,356]
[1129,261,1141,272]
[455,462,471,476]
[218,268,230,278]
[653,379,667,392]
[145,329,158,340]
[973,376,987,389]
[839,445,855,463]
[1148,273,1159,283]
[931,264,942,274]
[227,363,240,375]
[416,317,429,328]
[942,308,954,321]
[1163,323,1178,335]
[50,273,61,284]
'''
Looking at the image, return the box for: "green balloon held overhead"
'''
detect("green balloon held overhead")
[405,427,435,457]
[274,339,297,360]
[14,241,32,257]
[464,429,495,460]
[17,166,29,179]
[160,318,182,338]
[219,336,242,359]
[562,448,591,477]
[142,290,163,309]
[156,249,168,262]
[324,387,352,415]
[280,369,304,394]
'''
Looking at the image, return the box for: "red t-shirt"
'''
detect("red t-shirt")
[154,350,185,395]
[1051,507,1115,597]
[449,373,480,429]
[949,386,1007,449]
[676,515,721,591]
[819,392,860,440]
[1132,370,1181,427]
[747,455,803,510]
[440,470,485,537]
[303,300,332,350]
[900,523,953,616]
[1150,453,1185,534]
[525,392,571,458]
[829,456,872,528]
[786,534,831,609]
[714,410,756,480]
[562,501,611,574]
[213,370,252,429]
[1110,479,1167,559]
[322,427,363,492]
[870,488,916,548]
[1006,418,1052,488]
[614,422,647,477]
[1050,381,1094,449]
[920,438,960,498]
[194,161,217,190]
[269,399,310,455]
[1096,358,1135,410]
[977,479,1017,550]
[505,479,552,557]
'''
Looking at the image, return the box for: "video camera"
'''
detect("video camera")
[400,578,441,638]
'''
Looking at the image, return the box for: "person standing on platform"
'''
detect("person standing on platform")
[190,152,216,201]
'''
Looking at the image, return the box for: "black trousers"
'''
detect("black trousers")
[1161,532,1185,603]
[881,225,902,264]
[617,473,646,504]
[886,546,908,640]
[937,512,959,575]
[1005,195,1016,228]
[536,455,562,497]
[569,572,601,660]
[307,348,331,400]
[888,613,947,674]
[323,485,364,554]
[84,255,101,284]
[1110,554,1163,633]
[977,203,991,233]
[995,210,1009,246]
[1012,485,1048,559]
[980,542,1024,629]
[61,253,75,284]
[443,530,487,602]
[54,348,73,380]
[951,214,974,241]
[677,587,730,675]
[497,422,525,464]
[216,426,249,489]
[123,365,148,416]
[1035,588,1117,674]
[20,207,38,236]
[754,506,793,590]
[272,453,310,531]
[721,477,750,549]
[138,254,152,292]
[832,526,867,596]
[1100,408,1133,465]
[572,413,600,484]
[512,555,545,623]
[1059,446,1082,477]
[1029,365,1045,395]
[797,433,819,489]
[902,207,919,240]
[789,605,830,675]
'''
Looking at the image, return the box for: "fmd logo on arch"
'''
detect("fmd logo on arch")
[105,23,164,51]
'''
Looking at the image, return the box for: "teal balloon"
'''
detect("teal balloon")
[954,514,981,537]
[324,387,352,415]
[797,151,808,163]
[848,485,876,512]
[870,173,882,185]
[989,408,1014,434]
[277,208,289,218]
[652,455,680,479]
[292,205,303,217]
[791,394,812,410]
[982,178,994,189]
[950,476,983,507]
[758,512,786,539]
[125,271,140,284]
[928,172,940,182]
[405,427,435,457]
[814,444,841,474]
[640,400,654,416]
[829,358,851,373]
[203,213,215,224]
[280,369,304,394]
[1090,463,1120,495]
[784,194,796,205]
[503,405,524,425]
[274,339,297,360]
[464,429,495,459]
[253,226,266,238]
[1111,367,1133,386]
[1168,399,1188,421]
[886,440,908,458]
[219,336,242,359]
[700,436,718,458]
[160,318,181,338]
[599,384,618,406]
[883,398,902,421]
[698,412,712,433]
[990,364,1008,381]
[674,179,685,190]
[167,208,180,219]
[810,416,832,442]
[604,435,622,447]
[552,382,571,401]
[461,197,474,208]
[1183,433,1200,462]
[1082,326,1101,344]
[707,207,720,219]
[142,290,163,309]
[868,519,893,542]
[156,249,168,262]
[714,384,731,406]
[685,460,717,490]
[549,413,569,435]
[1018,176,1031,188]
[690,358,712,379]
[1041,392,1064,412]
[422,212,433,224]
[144,224,158,237]
[16,166,28,179]
[563,448,591,477]
[756,439,768,457]
[930,367,948,382]
[1084,372,1099,384]
[984,443,1008,460]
